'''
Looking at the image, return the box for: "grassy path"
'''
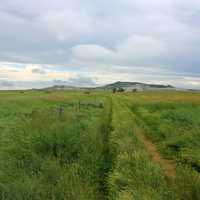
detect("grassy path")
[108,95,175,199]
[115,95,176,178]
[121,93,200,199]
[120,94,176,180]
[121,95,176,180]
[135,129,176,180]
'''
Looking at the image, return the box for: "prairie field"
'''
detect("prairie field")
[0,90,200,200]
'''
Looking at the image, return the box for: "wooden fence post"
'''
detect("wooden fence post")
[59,105,63,118]
[78,100,81,111]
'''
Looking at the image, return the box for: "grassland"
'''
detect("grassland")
[0,90,200,199]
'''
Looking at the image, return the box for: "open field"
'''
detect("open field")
[0,90,200,199]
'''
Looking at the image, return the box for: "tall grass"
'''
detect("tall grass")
[0,94,115,200]
[1,91,200,199]
[96,98,115,199]
[130,95,200,199]
[107,96,175,200]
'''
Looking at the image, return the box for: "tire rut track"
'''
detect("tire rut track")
[135,128,176,180]
[118,96,176,180]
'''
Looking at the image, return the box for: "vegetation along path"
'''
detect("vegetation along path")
[120,95,176,180]
[109,95,176,199]
[135,129,176,180]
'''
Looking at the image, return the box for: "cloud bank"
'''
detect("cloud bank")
[0,0,200,89]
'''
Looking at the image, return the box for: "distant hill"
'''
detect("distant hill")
[97,81,175,91]
[42,81,175,91]
[43,85,94,91]
[44,85,77,90]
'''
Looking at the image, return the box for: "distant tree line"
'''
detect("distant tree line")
[112,88,125,93]
[112,88,138,93]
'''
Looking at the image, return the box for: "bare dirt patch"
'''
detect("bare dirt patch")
[135,129,176,180]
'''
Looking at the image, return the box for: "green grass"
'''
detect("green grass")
[107,95,175,200]
[0,90,200,199]
[128,91,200,199]
[0,91,112,199]
[131,101,200,170]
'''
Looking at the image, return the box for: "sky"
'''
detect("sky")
[0,0,200,89]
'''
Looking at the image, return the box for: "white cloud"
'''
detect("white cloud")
[71,35,166,66]
[71,44,114,62]
[0,63,76,81]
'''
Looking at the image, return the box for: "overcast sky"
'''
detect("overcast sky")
[0,0,200,89]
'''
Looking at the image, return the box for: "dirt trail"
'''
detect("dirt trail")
[135,129,176,180]
[118,99,176,180]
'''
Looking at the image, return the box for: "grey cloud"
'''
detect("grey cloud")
[51,76,97,87]
[67,76,97,87]
[0,80,14,87]
[0,75,97,90]
[0,0,200,89]
[71,35,166,67]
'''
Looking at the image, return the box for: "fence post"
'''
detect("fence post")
[78,100,81,111]
[59,105,63,118]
